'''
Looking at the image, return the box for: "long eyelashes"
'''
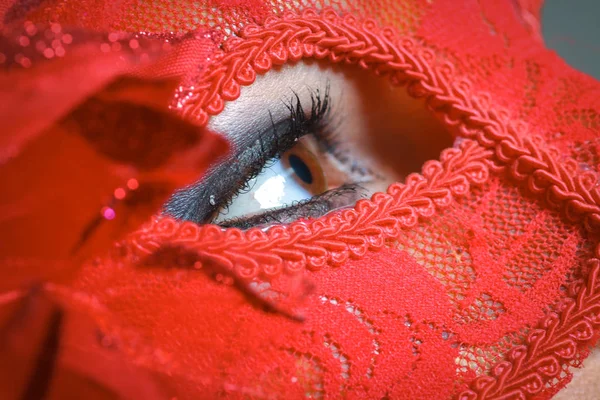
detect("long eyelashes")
[163,82,335,225]
[163,79,377,228]
[212,84,334,220]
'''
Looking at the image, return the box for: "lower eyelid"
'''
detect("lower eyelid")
[212,130,371,227]
[166,81,374,226]
[218,183,367,229]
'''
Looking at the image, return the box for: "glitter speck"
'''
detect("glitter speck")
[114,188,126,200]
[209,195,216,206]
[127,178,139,190]
[101,207,116,220]
[43,48,55,58]
[24,21,37,36]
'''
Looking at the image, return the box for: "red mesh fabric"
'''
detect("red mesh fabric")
[2,0,600,399]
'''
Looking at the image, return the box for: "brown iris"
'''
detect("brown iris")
[281,141,327,196]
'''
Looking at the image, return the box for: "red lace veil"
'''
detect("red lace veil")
[2,0,600,398]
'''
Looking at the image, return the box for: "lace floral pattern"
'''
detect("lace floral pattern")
[2,1,600,398]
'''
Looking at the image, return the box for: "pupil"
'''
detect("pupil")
[288,154,313,185]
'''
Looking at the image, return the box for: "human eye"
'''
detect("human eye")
[210,85,373,228]
[163,61,452,228]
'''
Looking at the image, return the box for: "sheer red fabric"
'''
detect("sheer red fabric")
[2,0,600,399]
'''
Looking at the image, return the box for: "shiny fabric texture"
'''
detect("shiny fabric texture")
[2,0,600,399]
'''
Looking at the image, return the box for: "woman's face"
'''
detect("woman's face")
[165,60,453,228]
[2,2,600,398]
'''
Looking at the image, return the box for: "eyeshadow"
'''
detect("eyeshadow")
[163,87,332,224]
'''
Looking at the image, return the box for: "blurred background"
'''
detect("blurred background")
[543,0,600,79]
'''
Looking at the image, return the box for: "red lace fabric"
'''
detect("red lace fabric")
[2,0,600,399]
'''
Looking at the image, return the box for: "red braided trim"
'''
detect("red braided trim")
[123,8,600,398]
[459,259,600,400]
[171,7,600,234]
[129,140,490,277]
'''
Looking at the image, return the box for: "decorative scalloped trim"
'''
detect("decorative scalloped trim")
[459,260,600,399]
[171,8,600,233]
[121,8,600,399]
[130,140,490,277]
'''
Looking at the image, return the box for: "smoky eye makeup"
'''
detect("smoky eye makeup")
[163,81,373,228]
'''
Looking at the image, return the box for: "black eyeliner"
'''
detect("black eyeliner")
[163,83,332,224]
[218,183,367,229]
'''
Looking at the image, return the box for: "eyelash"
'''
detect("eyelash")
[215,84,375,228]
[214,84,335,217]
[163,81,370,227]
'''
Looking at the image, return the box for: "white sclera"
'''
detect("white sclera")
[213,158,314,223]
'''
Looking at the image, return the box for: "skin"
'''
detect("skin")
[553,347,600,399]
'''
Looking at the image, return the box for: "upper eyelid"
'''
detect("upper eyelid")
[164,77,378,228]
[163,84,333,224]
[214,89,332,212]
